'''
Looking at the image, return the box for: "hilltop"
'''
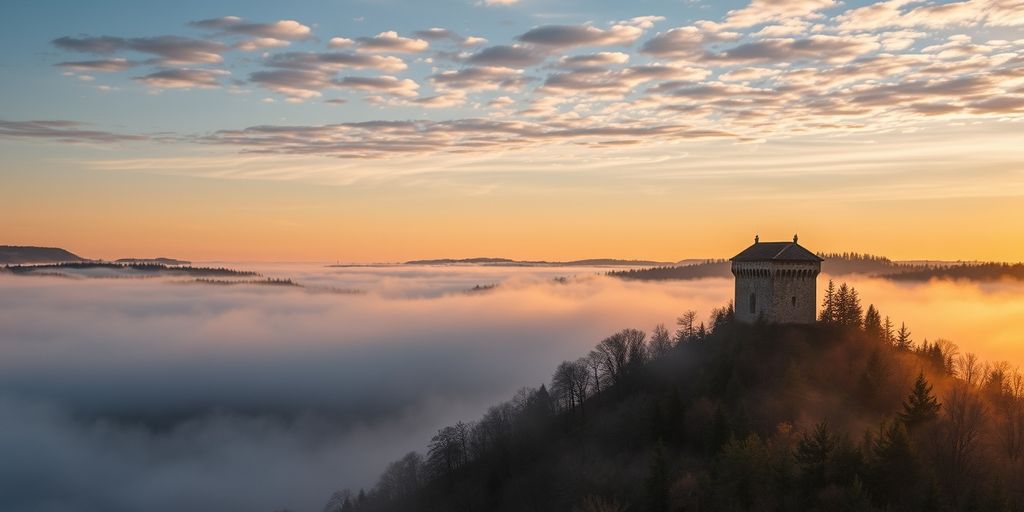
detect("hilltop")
[329,288,1023,512]
[0,245,85,264]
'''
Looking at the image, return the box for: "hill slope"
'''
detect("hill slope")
[330,297,1022,512]
[0,245,85,264]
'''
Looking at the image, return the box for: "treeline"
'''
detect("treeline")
[4,261,258,277]
[884,262,1024,283]
[608,260,730,281]
[326,284,1024,512]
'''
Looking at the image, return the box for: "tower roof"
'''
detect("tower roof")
[730,240,824,262]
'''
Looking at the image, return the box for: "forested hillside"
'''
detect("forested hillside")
[326,283,1024,512]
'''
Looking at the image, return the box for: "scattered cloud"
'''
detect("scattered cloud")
[189,16,312,40]
[356,31,429,53]
[55,58,135,72]
[134,68,229,89]
[235,38,290,52]
[40,1,1024,157]
[429,66,523,91]
[721,0,838,28]
[467,44,547,67]
[336,75,419,97]
[516,18,659,48]
[0,120,145,143]
[53,35,226,65]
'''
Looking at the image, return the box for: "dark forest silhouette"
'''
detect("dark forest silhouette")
[326,281,1024,512]
[609,253,1024,284]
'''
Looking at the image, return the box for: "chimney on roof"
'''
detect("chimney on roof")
[793,234,799,243]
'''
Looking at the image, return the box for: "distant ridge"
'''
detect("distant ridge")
[115,257,191,266]
[0,245,85,264]
[402,257,675,267]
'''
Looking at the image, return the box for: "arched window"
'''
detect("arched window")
[749,292,757,314]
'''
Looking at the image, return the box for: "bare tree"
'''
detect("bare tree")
[675,310,697,344]
[594,328,646,385]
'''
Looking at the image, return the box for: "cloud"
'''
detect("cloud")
[478,0,519,5]
[328,37,354,48]
[836,0,1024,30]
[134,68,228,89]
[4,266,1024,512]
[335,76,419,97]
[356,31,429,53]
[235,38,291,51]
[0,120,145,144]
[558,52,631,68]
[414,28,486,47]
[541,64,710,97]
[0,268,733,510]
[429,66,524,91]
[705,35,881,64]
[516,22,647,48]
[190,16,313,40]
[53,35,226,65]
[640,26,741,59]
[721,0,838,28]
[202,118,737,158]
[719,67,780,82]
[55,58,135,72]
[467,44,547,67]
[263,51,407,72]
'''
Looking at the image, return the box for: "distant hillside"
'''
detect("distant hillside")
[3,262,258,278]
[115,257,191,266]
[403,257,674,267]
[884,262,1024,282]
[609,253,921,281]
[0,245,84,264]
[335,291,1022,512]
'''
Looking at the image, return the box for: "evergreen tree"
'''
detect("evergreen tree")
[795,421,836,491]
[868,421,917,508]
[864,305,882,339]
[895,323,913,351]
[820,280,836,323]
[882,316,895,346]
[899,372,941,430]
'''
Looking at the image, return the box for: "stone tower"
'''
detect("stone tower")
[730,235,823,324]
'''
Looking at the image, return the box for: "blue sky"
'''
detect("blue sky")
[1,0,1023,261]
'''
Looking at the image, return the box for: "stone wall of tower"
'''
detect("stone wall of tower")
[732,261,820,324]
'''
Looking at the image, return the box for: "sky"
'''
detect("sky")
[1,0,1023,262]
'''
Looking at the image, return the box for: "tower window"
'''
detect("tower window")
[749,293,756,314]
[792,296,797,307]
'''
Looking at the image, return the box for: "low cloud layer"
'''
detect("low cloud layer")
[2,265,1023,511]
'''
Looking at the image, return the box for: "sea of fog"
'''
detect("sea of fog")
[1,264,1023,512]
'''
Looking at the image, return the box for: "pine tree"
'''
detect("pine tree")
[864,305,882,339]
[836,283,850,324]
[868,420,917,507]
[882,316,895,346]
[843,286,863,328]
[898,372,941,430]
[795,421,836,491]
[895,323,913,351]
[820,280,836,323]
